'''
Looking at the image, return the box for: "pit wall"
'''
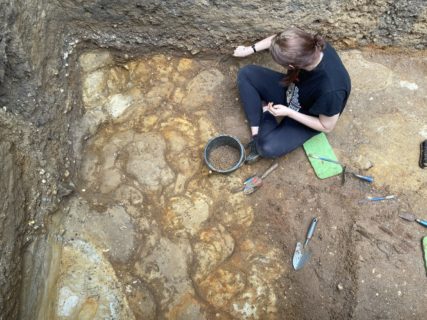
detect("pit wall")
[0,0,426,319]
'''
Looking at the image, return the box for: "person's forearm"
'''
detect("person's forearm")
[286,109,337,133]
[252,35,276,52]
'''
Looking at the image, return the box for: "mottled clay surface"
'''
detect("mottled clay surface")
[42,50,427,319]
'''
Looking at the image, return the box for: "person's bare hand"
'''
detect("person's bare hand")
[267,103,290,117]
[233,46,253,58]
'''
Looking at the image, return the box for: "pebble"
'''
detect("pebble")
[337,283,344,291]
[39,169,45,175]
[42,179,47,184]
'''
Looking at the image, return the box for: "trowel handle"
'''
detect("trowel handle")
[353,174,374,183]
[261,163,279,179]
[304,217,319,246]
[416,219,427,228]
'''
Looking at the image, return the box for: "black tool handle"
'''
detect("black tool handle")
[304,217,318,246]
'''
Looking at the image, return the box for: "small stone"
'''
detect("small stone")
[42,179,47,184]
[397,290,402,296]
[64,170,70,177]
[39,169,45,175]
[354,155,373,170]
[81,189,86,192]
[337,283,344,291]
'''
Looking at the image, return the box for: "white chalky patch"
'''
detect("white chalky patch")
[57,287,80,316]
[419,125,427,139]
[233,302,258,318]
[399,80,418,91]
[106,93,133,118]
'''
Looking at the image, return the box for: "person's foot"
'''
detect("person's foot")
[245,138,260,164]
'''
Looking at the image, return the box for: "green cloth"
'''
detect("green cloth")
[303,133,343,179]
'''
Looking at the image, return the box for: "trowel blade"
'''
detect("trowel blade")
[399,212,416,222]
[292,242,303,270]
[292,242,312,270]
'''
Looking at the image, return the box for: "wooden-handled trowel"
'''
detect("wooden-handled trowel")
[292,217,319,271]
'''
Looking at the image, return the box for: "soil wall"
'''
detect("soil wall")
[0,0,426,318]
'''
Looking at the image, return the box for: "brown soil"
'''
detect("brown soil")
[208,145,241,171]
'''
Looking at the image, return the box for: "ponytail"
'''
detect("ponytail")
[313,34,326,51]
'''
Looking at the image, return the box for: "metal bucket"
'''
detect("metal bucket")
[203,134,245,173]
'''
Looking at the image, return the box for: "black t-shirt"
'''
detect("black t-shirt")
[285,43,351,117]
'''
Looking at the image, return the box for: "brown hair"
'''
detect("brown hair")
[270,28,325,85]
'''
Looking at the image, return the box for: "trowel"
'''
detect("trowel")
[292,217,319,270]
[231,162,278,194]
[399,212,427,228]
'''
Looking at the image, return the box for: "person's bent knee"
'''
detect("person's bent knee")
[237,64,258,84]
[256,136,279,158]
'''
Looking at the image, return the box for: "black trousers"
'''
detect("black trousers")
[237,64,319,158]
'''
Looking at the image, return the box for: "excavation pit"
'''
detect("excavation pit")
[3,43,426,319]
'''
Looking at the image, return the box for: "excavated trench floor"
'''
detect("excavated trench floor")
[47,49,426,319]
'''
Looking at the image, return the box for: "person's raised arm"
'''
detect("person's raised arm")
[233,34,276,58]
